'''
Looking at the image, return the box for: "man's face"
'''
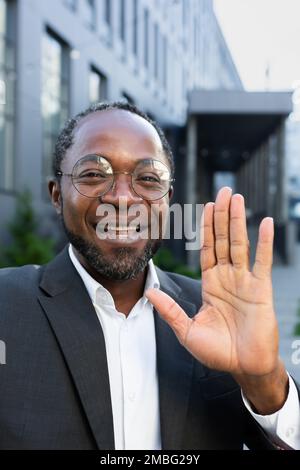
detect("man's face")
[49,109,172,280]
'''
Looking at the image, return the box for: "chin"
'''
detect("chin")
[61,216,160,280]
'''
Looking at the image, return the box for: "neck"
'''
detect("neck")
[73,248,147,317]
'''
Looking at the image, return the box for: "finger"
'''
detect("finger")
[230,194,249,270]
[214,187,232,265]
[252,217,274,280]
[201,202,216,272]
[145,288,192,345]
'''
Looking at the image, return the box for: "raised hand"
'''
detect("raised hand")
[146,187,288,413]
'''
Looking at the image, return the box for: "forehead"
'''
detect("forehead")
[65,109,166,169]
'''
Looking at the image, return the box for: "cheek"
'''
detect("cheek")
[160,206,170,233]
[61,188,94,229]
[149,202,169,233]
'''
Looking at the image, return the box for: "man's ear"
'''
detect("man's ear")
[48,179,62,215]
[168,185,174,202]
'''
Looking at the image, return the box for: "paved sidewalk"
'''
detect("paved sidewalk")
[272,244,300,382]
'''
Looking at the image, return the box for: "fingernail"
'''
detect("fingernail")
[222,186,232,193]
[232,193,244,200]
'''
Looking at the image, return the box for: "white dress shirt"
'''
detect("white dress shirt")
[69,245,300,450]
[69,245,161,450]
[242,376,300,449]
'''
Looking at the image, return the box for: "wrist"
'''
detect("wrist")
[233,359,289,415]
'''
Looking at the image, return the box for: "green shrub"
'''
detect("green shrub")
[297,300,300,318]
[294,323,300,336]
[153,247,201,279]
[0,190,55,267]
[293,299,300,336]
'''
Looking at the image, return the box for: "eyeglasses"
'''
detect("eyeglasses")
[56,154,174,201]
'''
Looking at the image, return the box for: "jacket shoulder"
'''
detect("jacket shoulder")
[0,264,43,295]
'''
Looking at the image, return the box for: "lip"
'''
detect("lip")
[95,231,148,245]
[95,218,147,225]
[92,222,149,245]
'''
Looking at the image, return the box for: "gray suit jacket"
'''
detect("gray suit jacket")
[0,246,290,449]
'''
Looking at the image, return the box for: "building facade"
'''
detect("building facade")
[0,0,243,244]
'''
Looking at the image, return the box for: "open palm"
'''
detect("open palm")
[146,187,278,376]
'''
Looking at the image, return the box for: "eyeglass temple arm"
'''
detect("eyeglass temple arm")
[56,170,175,182]
[56,171,73,177]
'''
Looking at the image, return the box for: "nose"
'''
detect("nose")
[100,173,143,206]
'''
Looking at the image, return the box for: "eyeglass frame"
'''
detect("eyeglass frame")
[55,154,175,201]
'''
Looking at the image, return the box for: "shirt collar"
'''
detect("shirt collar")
[68,244,160,308]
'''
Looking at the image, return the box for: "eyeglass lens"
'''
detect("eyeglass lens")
[71,155,171,200]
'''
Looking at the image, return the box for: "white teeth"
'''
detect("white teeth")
[96,223,146,237]
[108,226,135,230]
[100,223,142,232]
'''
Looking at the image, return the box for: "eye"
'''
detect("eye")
[79,171,107,178]
[137,174,160,183]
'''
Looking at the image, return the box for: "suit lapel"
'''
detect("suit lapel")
[38,247,115,450]
[155,269,200,450]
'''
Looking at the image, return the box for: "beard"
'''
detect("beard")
[61,216,162,281]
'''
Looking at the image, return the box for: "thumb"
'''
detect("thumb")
[145,288,192,345]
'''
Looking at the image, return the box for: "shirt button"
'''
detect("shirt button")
[128,393,135,402]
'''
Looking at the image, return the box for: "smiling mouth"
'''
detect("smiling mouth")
[99,222,142,232]
[94,222,149,240]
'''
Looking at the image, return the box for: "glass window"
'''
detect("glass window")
[82,0,96,29]
[154,23,159,80]
[89,67,107,103]
[182,0,186,26]
[41,30,69,187]
[133,0,138,56]
[163,35,167,89]
[0,0,6,35]
[104,0,111,26]
[194,17,197,56]
[0,0,16,191]
[119,0,125,41]
[143,8,149,68]
[63,0,77,11]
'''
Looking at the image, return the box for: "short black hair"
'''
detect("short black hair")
[53,101,174,177]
